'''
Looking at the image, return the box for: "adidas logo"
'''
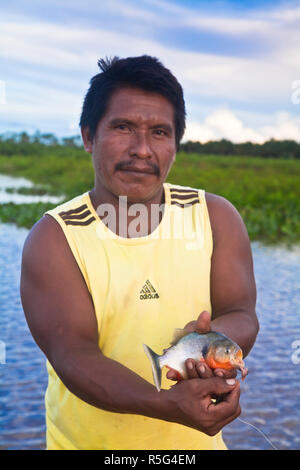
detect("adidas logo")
[139,280,159,300]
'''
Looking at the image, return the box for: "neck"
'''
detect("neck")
[89,184,166,238]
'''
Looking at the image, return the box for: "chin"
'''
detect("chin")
[116,180,162,204]
[125,189,154,204]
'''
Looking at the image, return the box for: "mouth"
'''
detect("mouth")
[115,163,159,176]
[120,168,156,175]
[240,365,248,380]
[233,358,248,380]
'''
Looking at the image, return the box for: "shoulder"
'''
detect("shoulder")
[23,214,65,250]
[205,192,249,247]
[21,215,70,281]
[205,192,241,219]
[22,191,90,262]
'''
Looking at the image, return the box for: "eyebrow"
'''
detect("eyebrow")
[108,118,173,134]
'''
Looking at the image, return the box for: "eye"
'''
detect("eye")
[116,124,130,131]
[225,348,230,355]
[154,129,167,137]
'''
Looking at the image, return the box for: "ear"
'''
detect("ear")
[81,126,93,153]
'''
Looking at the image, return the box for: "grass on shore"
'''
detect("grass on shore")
[0,150,299,245]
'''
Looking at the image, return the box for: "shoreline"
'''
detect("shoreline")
[0,151,299,245]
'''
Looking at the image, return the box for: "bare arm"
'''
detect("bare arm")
[207,193,259,357]
[20,215,161,416]
[20,215,241,436]
[167,193,259,382]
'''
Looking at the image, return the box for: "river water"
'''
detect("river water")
[0,174,63,204]
[0,222,299,450]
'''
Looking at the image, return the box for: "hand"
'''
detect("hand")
[182,309,212,335]
[166,311,237,381]
[163,376,241,436]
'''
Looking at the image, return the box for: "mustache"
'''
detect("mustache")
[115,161,160,176]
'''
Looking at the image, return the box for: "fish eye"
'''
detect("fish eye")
[225,348,230,355]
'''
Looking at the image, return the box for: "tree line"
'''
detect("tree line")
[1,131,300,159]
[0,131,83,156]
[180,138,300,159]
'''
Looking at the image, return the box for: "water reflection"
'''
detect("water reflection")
[0,174,63,204]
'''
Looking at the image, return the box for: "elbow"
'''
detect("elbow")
[253,310,260,338]
[243,310,260,357]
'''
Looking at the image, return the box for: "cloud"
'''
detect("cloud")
[184,109,300,143]
[1,1,300,140]
[0,16,292,104]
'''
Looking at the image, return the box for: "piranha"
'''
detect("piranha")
[143,329,248,392]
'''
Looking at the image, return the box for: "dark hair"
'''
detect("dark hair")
[79,55,186,149]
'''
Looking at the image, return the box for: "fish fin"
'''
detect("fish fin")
[143,344,162,392]
[170,328,190,346]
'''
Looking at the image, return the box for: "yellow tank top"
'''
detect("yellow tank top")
[44,182,227,450]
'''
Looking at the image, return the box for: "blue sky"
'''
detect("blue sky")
[1,0,300,143]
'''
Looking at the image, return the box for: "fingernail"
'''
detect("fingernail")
[215,370,224,377]
[199,365,205,374]
[226,379,236,386]
[187,361,193,370]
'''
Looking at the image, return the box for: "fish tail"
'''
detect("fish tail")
[143,344,162,392]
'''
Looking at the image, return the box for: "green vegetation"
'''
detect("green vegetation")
[168,153,300,245]
[181,138,300,159]
[0,202,56,228]
[0,133,299,245]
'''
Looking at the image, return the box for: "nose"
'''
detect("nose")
[129,131,152,159]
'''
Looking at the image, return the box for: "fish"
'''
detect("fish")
[143,329,248,392]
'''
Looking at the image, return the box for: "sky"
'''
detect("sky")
[1,0,300,143]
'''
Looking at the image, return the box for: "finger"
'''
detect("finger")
[207,402,241,436]
[166,368,179,381]
[214,368,237,379]
[194,311,211,334]
[198,379,241,436]
[208,381,241,419]
[196,361,214,379]
[185,359,200,379]
[200,376,238,398]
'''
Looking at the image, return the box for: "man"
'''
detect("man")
[20,55,259,450]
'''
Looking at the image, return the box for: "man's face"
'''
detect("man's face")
[82,87,177,203]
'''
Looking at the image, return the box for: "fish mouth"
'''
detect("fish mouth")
[232,350,248,380]
[233,358,248,380]
[240,365,248,380]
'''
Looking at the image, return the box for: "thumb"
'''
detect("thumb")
[183,311,211,334]
[195,310,211,334]
[200,376,238,397]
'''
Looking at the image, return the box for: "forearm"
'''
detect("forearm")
[211,310,259,357]
[52,347,241,436]
[47,337,242,438]
[51,345,169,420]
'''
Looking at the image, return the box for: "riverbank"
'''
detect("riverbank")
[0,150,299,244]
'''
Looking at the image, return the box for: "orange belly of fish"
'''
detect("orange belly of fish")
[206,357,234,370]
